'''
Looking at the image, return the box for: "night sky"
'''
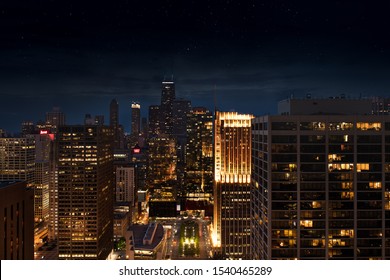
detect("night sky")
[1,0,390,133]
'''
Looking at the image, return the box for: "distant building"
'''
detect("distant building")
[160,81,176,135]
[95,115,105,126]
[185,107,213,194]
[57,125,114,260]
[110,99,123,149]
[115,166,136,205]
[213,111,253,259]
[147,135,177,187]
[172,99,192,188]
[148,105,160,137]
[21,121,35,136]
[0,181,34,259]
[131,102,141,137]
[45,107,65,134]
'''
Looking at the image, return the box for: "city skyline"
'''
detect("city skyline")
[1,1,390,132]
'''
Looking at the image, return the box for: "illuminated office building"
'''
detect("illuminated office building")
[213,111,253,259]
[57,125,114,260]
[34,132,53,224]
[0,137,35,185]
[147,135,177,187]
[251,97,390,259]
[185,107,213,194]
[0,137,37,221]
[131,102,141,137]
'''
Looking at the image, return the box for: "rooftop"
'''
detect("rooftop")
[129,223,164,250]
[0,181,23,189]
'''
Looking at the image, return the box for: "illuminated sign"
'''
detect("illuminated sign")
[40,130,48,135]
[133,148,141,154]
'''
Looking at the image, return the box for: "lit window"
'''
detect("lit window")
[356,163,370,172]
[356,122,381,131]
[369,182,382,189]
[300,220,313,228]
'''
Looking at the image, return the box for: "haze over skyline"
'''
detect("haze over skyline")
[1,1,390,132]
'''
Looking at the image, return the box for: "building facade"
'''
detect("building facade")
[251,101,390,259]
[131,102,141,137]
[0,181,34,259]
[213,111,253,259]
[185,107,213,194]
[160,81,176,135]
[57,125,114,259]
[148,105,160,137]
[115,166,136,205]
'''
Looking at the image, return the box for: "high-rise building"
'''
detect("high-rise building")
[110,98,123,149]
[172,99,191,178]
[115,166,136,205]
[141,117,148,138]
[0,137,35,186]
[251,97,390,260]
[0,129,6,138]
[185,107,213,193]
[213,111,253,259]
[0,181,34,259]
[95,115,105,126]
[21,121,35,136]
[172,99,191,138]
[131,102,141,137]
[147,135,177,188]
[110,99,119,128]
[33,132,53,224]
[148,105,160,137]
[45,107,65,134]
[57,125,114,259]
[160,81,175,135]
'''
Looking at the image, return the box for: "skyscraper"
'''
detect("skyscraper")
[213,111,253,259]
[147,135,177,187]
[21,121,35,136]
[0,137,35,186]
[131,102,141,137]
[57,125,114,260]
[148,105,160,137]
[110,98,122,149]
[160,81,175,135]
[34,132,53,224]
[251,97,390,259]
[185,107,213,193]
[45,107,65,134]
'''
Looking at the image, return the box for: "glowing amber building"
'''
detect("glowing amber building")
[213,111,253,259]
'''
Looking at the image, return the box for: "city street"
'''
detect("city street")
[164,216,212,260]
